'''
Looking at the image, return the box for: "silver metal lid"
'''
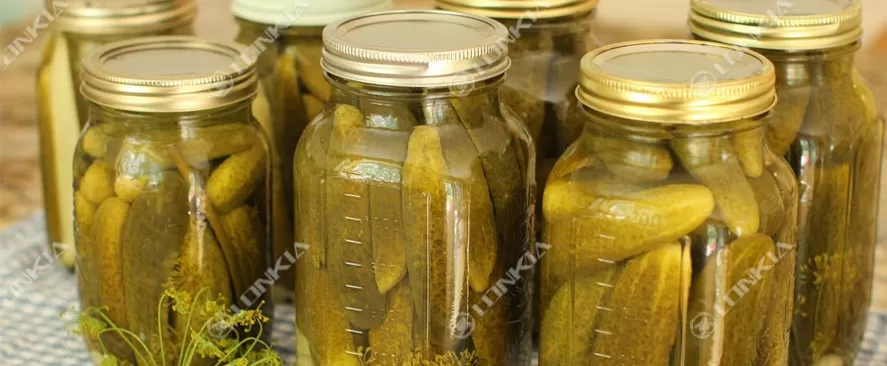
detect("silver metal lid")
[321,10,511,88]
[81,36,257,113]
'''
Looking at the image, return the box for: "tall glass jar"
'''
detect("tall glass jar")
[690,1,885,364]
[37,0,195,270]
[539,40,799,365]
[293,11,535,365]
[231,0,393,296]
[74,37,272,364]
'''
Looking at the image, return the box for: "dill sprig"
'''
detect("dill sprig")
[73,286,281,366]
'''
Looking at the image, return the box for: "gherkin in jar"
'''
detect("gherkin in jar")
[292,11,535,365]
[539,40,798,366]
[37,0,195,271]
[690,1,884,363]
[73,37,273,365]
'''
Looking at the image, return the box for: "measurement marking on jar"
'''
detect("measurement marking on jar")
[594,329,613,335]
[597,306,613,312]
[345,306,363,313]
[596,282,615,288]
[345,284,363,290]
[346,328,364,335]
[345,261,363,267]
[345,239,362,244]
[345,216,362,222]
[596,258,615,264]
[345,351,363,356]
[344,193,362,198]
[592,353,612,359]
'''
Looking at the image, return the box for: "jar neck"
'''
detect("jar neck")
[580,106,766,143]
[89,101,254,129]
[755,43,859,87]
[235,18,323,43]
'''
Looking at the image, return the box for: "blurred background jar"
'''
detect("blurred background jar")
[231,0,393,300]
[37,0,196,270]
[292,10,534,365]
[689,1,886,364]
[434,0,599,227]
[539,40,798,365]
[74,36,272,364]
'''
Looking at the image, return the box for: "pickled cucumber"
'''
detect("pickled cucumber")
[91,197,130,327]
[172,221,233,363]
[89,197,133,361]
[370,172,408,294]
[294,117,334,270]
[544,180,713,273]
[471,290,508,366]
[502,32,551,152]
[80,161,114,205]
[437,123,498,293]
[325,104,388,329]
[732,127,764,178]
[113,174,149,203]
[588,133,673,182]
[307,266,361,366]
[767,83,810,157]
[592,243,682,365]
[113,125,257,174]
[121,172,188,356]
[748,169,785,237]
[294,39,331,101]
[207,147,267,213]
[82,127,107,158]
[74,191,96,235]
[540,267,619,365]
[685,222,731,365]
[721,234,776,365]
[757,239,795,365]
[403,125,468,349]
[369,282,413,365]
[221,205,263,290]
[673,135,760,236]
[304,94,325,120]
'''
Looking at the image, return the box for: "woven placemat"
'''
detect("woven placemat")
[1,214,886,365]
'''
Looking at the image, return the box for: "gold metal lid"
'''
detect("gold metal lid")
[81,36,257,113]
[689,0,863,51]
[56,0,196,35]
[322,10,511,88]
[434,0,597,19]
[577,39,776,124]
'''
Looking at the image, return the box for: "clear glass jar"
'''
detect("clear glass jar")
[539,40,799,365]
[37,0,195,270]
[434,0,599,229]
[293,11,535,365]
[232,0,392,295]
[74,37,273,364]
[689,1,884,363]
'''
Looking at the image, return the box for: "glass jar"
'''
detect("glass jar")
[74,37,272,364]
[434,0,598,226]
[293,11,535,365]
[231,0,392,296]
[37,0,195,270]
[539,40,799,365]
[689,1,884,364]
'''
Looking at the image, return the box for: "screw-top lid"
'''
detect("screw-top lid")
[81,36,257,113]
[232,0,393,27]
[56,0,195,35]
[689,0,863,51]
[434,0,597,19]
[576,40,776,124]
[321,10,511,88]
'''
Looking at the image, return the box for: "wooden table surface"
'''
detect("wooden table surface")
[2,0,887,309]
